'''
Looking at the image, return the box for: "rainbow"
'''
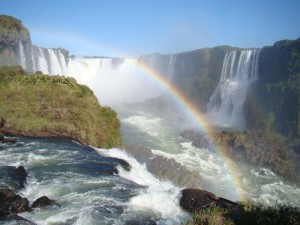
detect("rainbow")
[132,61,248,201]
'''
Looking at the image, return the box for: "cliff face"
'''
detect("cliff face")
[0,15,32,68]
[139,47,239,112]
[247,38,300,141]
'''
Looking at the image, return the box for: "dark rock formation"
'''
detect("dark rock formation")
[0,188,30,218]
[247,38,300,141]
[110,157,132,172]
[0,166,28,191]
[5,215,36,225]
[32,196,55,208]
[181,129,298,181]
[124,218,157,225]
[180,188,243,222]
[0,15,32,68]
[124,144,203,188]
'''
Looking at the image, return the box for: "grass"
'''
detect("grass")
[185,203,300,225]
[185,207,235,225]
[0,66,121,148]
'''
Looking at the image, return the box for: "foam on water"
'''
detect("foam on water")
[121,111,300,206]
[96,148,190,224]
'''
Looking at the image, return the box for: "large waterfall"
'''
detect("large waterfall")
[206,50,260,129]
[31,46,68,75]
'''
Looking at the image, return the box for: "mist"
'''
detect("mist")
[68,57,165,110]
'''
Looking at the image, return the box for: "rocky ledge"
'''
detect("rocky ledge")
[181,130,298,181]
[180,188,244,223]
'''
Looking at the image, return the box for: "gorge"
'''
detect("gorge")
[1,15,300,225]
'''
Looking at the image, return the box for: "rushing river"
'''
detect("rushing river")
[0,110,299,225]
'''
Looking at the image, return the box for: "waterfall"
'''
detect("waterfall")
[167,55,176,83]
[30,46,68,75]
[17,40,27,69]
[206,49,260,129]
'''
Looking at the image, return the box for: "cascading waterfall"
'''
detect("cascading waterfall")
[31,47,68,75]
[167,55,176,83]
[206,49,260,129]
[17,40,27,69]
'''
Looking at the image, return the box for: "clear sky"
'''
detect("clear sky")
[1,0,299,57]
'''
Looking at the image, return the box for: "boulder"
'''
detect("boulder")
[0,166,28,190]
[32,196,55,208]
[0,188,30,218]
[1,137,17,143]
[0,118,5,128]
[180,189,243,222]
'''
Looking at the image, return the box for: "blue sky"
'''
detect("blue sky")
[1,0,299,57]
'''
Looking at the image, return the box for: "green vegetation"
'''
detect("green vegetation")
[185,206,234,225]
[185,203,300,225]
[0,66,121,148]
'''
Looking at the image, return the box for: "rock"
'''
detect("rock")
[32,196,55,208]
[124,144,154,164]
[110,157,132,172]
[0,188,30,218]
[125,144,203,188]
[181,130,211,149]
[0,118,5,128]
[180,189,243,222]
[1,137,17,143]
[0,132,3,142]
[147,156,203,188]
[6,215,36,225]
[181,129,298,181]
[124,218,157,225]
[0,166,28,190]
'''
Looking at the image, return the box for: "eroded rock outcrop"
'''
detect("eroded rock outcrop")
[180,188,243,222]
[181,130,298,181]
[124,144,203,188]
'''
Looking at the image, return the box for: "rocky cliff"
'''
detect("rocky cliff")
[0,15,32,68]
[246,38,300,143]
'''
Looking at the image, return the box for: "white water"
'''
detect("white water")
[167,55,176,83]
[17,40,27,68]
[121,112,300,206]
[207,50,260,129]
[97,148,189,224]
[13,44,300,224]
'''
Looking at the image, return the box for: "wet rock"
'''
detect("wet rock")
[0,118,5,128]
[0,188,30,218]
[0,166,28,190]
[124,144,154,164]
[125,144,203,188]
[32,196,55,208]
[181,130,211,149]
[6,215,36,225]
[147,156,203,188]
[1,137,17,143]
[180,188,243,222]
[181,129,298,181]
[110,157,132,172]
[124,218,157,225]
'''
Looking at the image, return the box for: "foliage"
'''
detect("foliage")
[185,203,300,225]
[0,66,121,148]
[238,202,300,225]
[184,206,235,225]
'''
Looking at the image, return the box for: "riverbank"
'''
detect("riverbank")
[0,66,121,148]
